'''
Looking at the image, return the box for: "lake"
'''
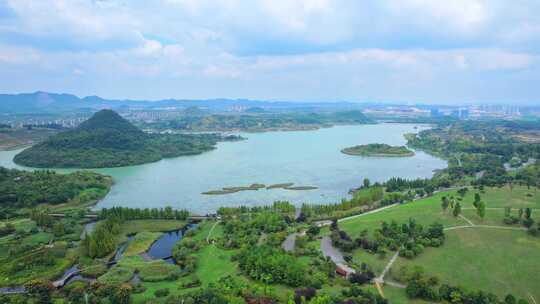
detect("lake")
[0,123,446,214]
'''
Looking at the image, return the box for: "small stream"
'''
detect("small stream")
[80,221,97,240]
[113,235,135,263]
[146,224,196,262]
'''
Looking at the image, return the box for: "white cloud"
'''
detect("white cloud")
[0,0,539,103]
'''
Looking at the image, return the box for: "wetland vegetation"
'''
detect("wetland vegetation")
[341,144,415,157]
[202,183,318,195]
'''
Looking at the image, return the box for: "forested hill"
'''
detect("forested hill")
[13,109,232,168]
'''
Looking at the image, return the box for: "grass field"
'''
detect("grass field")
[119,220,187,235]
[123,231,162,257]
[194,243,239,285]
[391,228,540,301]
[339,190,468,237]
[382,285,430,304]
[460,185,540,209]
[0,218,36,232]
[352,248,392,276]
[336,186,540,302]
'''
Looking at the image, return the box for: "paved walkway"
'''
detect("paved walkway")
[206,221,220,244]
[320,236,356,276]
[282,233,297,252]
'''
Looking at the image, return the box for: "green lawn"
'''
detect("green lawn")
[195,244,239,285]
[335,186,540,302]
[459,185,540,209]
[340,186,540,238]
[462,208,540,226]
[123,231,162,257]
[119,220,187,235]
[382,285,430,304]
[391,228,540,301]
[339,190,468,237]
[351,249,392,276]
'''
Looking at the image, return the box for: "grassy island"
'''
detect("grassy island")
[202,182,318,195]
[341,143,415,157]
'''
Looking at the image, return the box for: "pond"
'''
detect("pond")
[146,224,196,262]
[0,123,446,214]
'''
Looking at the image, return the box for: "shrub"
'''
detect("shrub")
[154,288,170,298]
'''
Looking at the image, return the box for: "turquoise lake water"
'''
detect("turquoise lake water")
[0,123,446,214]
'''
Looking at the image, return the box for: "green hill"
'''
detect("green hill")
[14,109,225,168]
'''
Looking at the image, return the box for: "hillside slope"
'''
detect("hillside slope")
[13,110,227,168]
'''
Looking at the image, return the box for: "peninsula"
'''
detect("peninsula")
[13,109,239,168]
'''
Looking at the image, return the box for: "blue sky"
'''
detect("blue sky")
[0,0,539,104]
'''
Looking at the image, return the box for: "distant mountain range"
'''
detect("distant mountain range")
[0,91,366,114]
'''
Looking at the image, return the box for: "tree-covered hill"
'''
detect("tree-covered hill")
[13,109,234,168]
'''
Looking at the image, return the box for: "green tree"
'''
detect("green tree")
[477,201,486,221]
[25,279,54,304]
[441,196,449,212]
[113,284,132,304]
[453,202,462,218]
[363,178,371,188]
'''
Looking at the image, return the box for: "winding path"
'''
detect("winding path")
[206,221,220,244]
[320,236,356,276]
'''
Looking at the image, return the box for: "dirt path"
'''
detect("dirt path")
[206,221,220,244]
[282,233,297,252]
[444,225,527,232]
[338,203,399,223]
[459,214,475,226]
[376,251,400,284]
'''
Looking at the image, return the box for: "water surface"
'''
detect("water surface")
[0,124,446,214]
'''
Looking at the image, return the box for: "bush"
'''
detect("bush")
[523,218,535,228]
[139,261,181,282]
[154,288,170,298]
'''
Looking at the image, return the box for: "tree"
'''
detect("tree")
[453,202,462,217]
[441,196,449,212]
[473,193,481,208]
[525,208,532,219]
[113,284,132,304]
[25,279,54,304]
[477,201,486,221]
[363,178,371,188]
[505,294,517,304]
[306,225,321,239]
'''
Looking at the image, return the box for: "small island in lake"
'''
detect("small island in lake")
[202,182,318,195]
[341,143,415,157]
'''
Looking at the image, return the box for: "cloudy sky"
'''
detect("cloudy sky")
[0,0,539,104]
